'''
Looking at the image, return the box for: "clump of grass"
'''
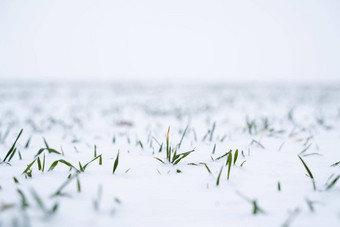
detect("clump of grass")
[22,153,47,177]
[298,156,316,190]
[250,139,265,149]
[278,181,281,191]
[52,173,78,197]
[155,127,195,165]
[22,158,37,178]
[31,189,58,216]
[246,117,257,135]
[236,191,265,215]
[213,149,239,180]
[35,138,61,157]
[202,122,216,142]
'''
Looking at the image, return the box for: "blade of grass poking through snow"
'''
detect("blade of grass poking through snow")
[326,175,340,190]
[83,154,102,170]
[76,176,81,192]
[13,177,19,184]
[43,137,49,149]
[235,191,265,215]
[171,148,177,163]
[166,127,171,162]
[93,185,102,211]
[94,145,97,157]
[240,160,246,167]
[52,173,78,197]
[299,143,312,154]
[31,189,47,212]
[37,157,42,171]
[298,156,316,190]
[226,151,232,180]
[3,129,23,162]
[209,122,216,142]
[17,189,29,209]
[330,161,340,167]
[25,136,31,149]
[158,143,163,153]
[79,162,84,172]
[42,153,45,172]
[305,198,315,212]
[8,148,17,162]
[199,162,211,174]
[48,159,79,172]
[35,147,61,157]
[216,165,223,186]
[22,158,37,174]
[251,139,265,149]
[112,151,119,174]
[154,157,165,164]
[215,150,232,161]
[212,144,216,155]
[32,188,59,215]
[233,149,238,165]
[172,149,195,165]
[177,125,188,149]
[137,140,143,149]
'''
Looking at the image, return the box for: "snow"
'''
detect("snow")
[0,82,340,226]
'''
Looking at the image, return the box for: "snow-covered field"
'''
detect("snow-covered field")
[0,82,340,227]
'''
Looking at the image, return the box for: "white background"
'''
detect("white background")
[0,0,339,82]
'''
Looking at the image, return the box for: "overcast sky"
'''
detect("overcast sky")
[0,0,339,82]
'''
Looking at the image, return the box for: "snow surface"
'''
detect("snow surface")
[0,82,340,227]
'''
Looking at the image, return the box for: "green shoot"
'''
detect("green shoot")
[298,156,316,190]
[112,151,119,174]
[3,129,23,163]
[326,175,340,190]
[177,125,188,149]
[216,165,223,186]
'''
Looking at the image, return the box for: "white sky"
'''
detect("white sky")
[0,0,339,82]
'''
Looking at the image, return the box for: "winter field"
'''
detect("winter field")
[0,82,340,227]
